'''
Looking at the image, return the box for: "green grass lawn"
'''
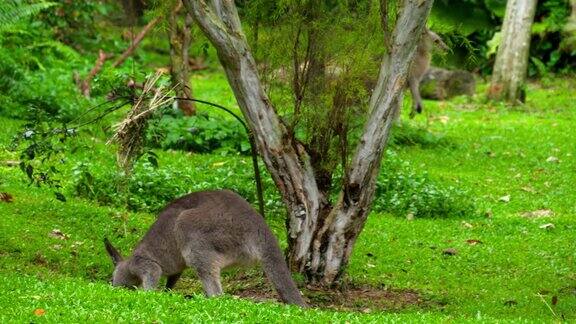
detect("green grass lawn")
[0,76,575,322]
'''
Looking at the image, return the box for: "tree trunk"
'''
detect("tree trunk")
[183,0,433,286]
[184,0,324,271]
[561,0,576,52]
[168,2,196,116]
[488,0,538,103]
[119,0,146,26]
[306,2,434,284]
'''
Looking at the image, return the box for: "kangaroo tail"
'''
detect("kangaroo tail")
[260,234,307,307]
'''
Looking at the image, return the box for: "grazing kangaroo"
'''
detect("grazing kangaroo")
[407,28,449,118]
[104,190,306,307]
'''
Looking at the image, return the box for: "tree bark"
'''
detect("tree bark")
[183,0,433,286]
[119,0,146,26]
[168,2,196,116]
[561,0,576,52]
[488,0,538,103]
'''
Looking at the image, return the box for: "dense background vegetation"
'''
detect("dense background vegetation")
[0,0,574,322]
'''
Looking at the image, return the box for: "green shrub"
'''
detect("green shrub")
[0,12,91,121]
[71,156,265,213]
[70,148,475,219]
[389,122,453,149]
[373,150,476,218]
[147,113,251,155]
[72,161,187,212]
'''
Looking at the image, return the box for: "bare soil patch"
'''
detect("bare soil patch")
[178,270,438,312]
[234,284,428,312]
[225,272,435,312]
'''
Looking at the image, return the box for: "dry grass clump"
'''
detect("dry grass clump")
[108,72,173,172]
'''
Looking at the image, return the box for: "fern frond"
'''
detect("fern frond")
[30,41,80,61]
[0,0,57,31]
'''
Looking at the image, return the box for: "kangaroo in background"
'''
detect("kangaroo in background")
[104,190,306,307]
[407,28,449,118]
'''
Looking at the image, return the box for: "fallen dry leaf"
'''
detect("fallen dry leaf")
[546,156,559,163]
[461,221,473,229]
[521,186,537,194]
[499,195,511,203]
[0,192,13,203]
[33,308,46,316]
[442,248,458,256]
[5,160,20,167]
[71,241,84,249]
[431,115,450,124]
[49,229,69,240]
[466,239,483,245]
[406,213,415,221]
[521,209,554,219]
[539,223,555,230]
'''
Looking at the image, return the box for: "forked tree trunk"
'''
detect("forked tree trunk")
[183,0,433,285]
[169,2,196,115]
[562,0,576,52]
[488,0,538,103]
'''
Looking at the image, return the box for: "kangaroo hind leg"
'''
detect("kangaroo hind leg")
[183,251,223,297]
[196,266,223,297]
[408,76,423,118]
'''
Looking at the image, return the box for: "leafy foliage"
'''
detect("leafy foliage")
[0,0,56,31]
[431,0,574,75]
[35,0,111,48]
[71,157,264,213]
[389,122,453,149]
[0,0,92,121]
[529,0,574,76]
[373,151,476,218]
[147,112,251,155]
[72,161,188,213]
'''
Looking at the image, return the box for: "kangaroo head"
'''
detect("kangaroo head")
[424,28,449,52]
[104,238,141,289]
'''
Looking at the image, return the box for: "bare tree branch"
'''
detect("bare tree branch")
[113,16,161,68]
[79,49,108,97]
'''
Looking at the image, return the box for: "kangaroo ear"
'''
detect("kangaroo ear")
[104,237,123,266]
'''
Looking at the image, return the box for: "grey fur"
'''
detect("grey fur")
[408,28,448,118]
[104,190,306,307]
